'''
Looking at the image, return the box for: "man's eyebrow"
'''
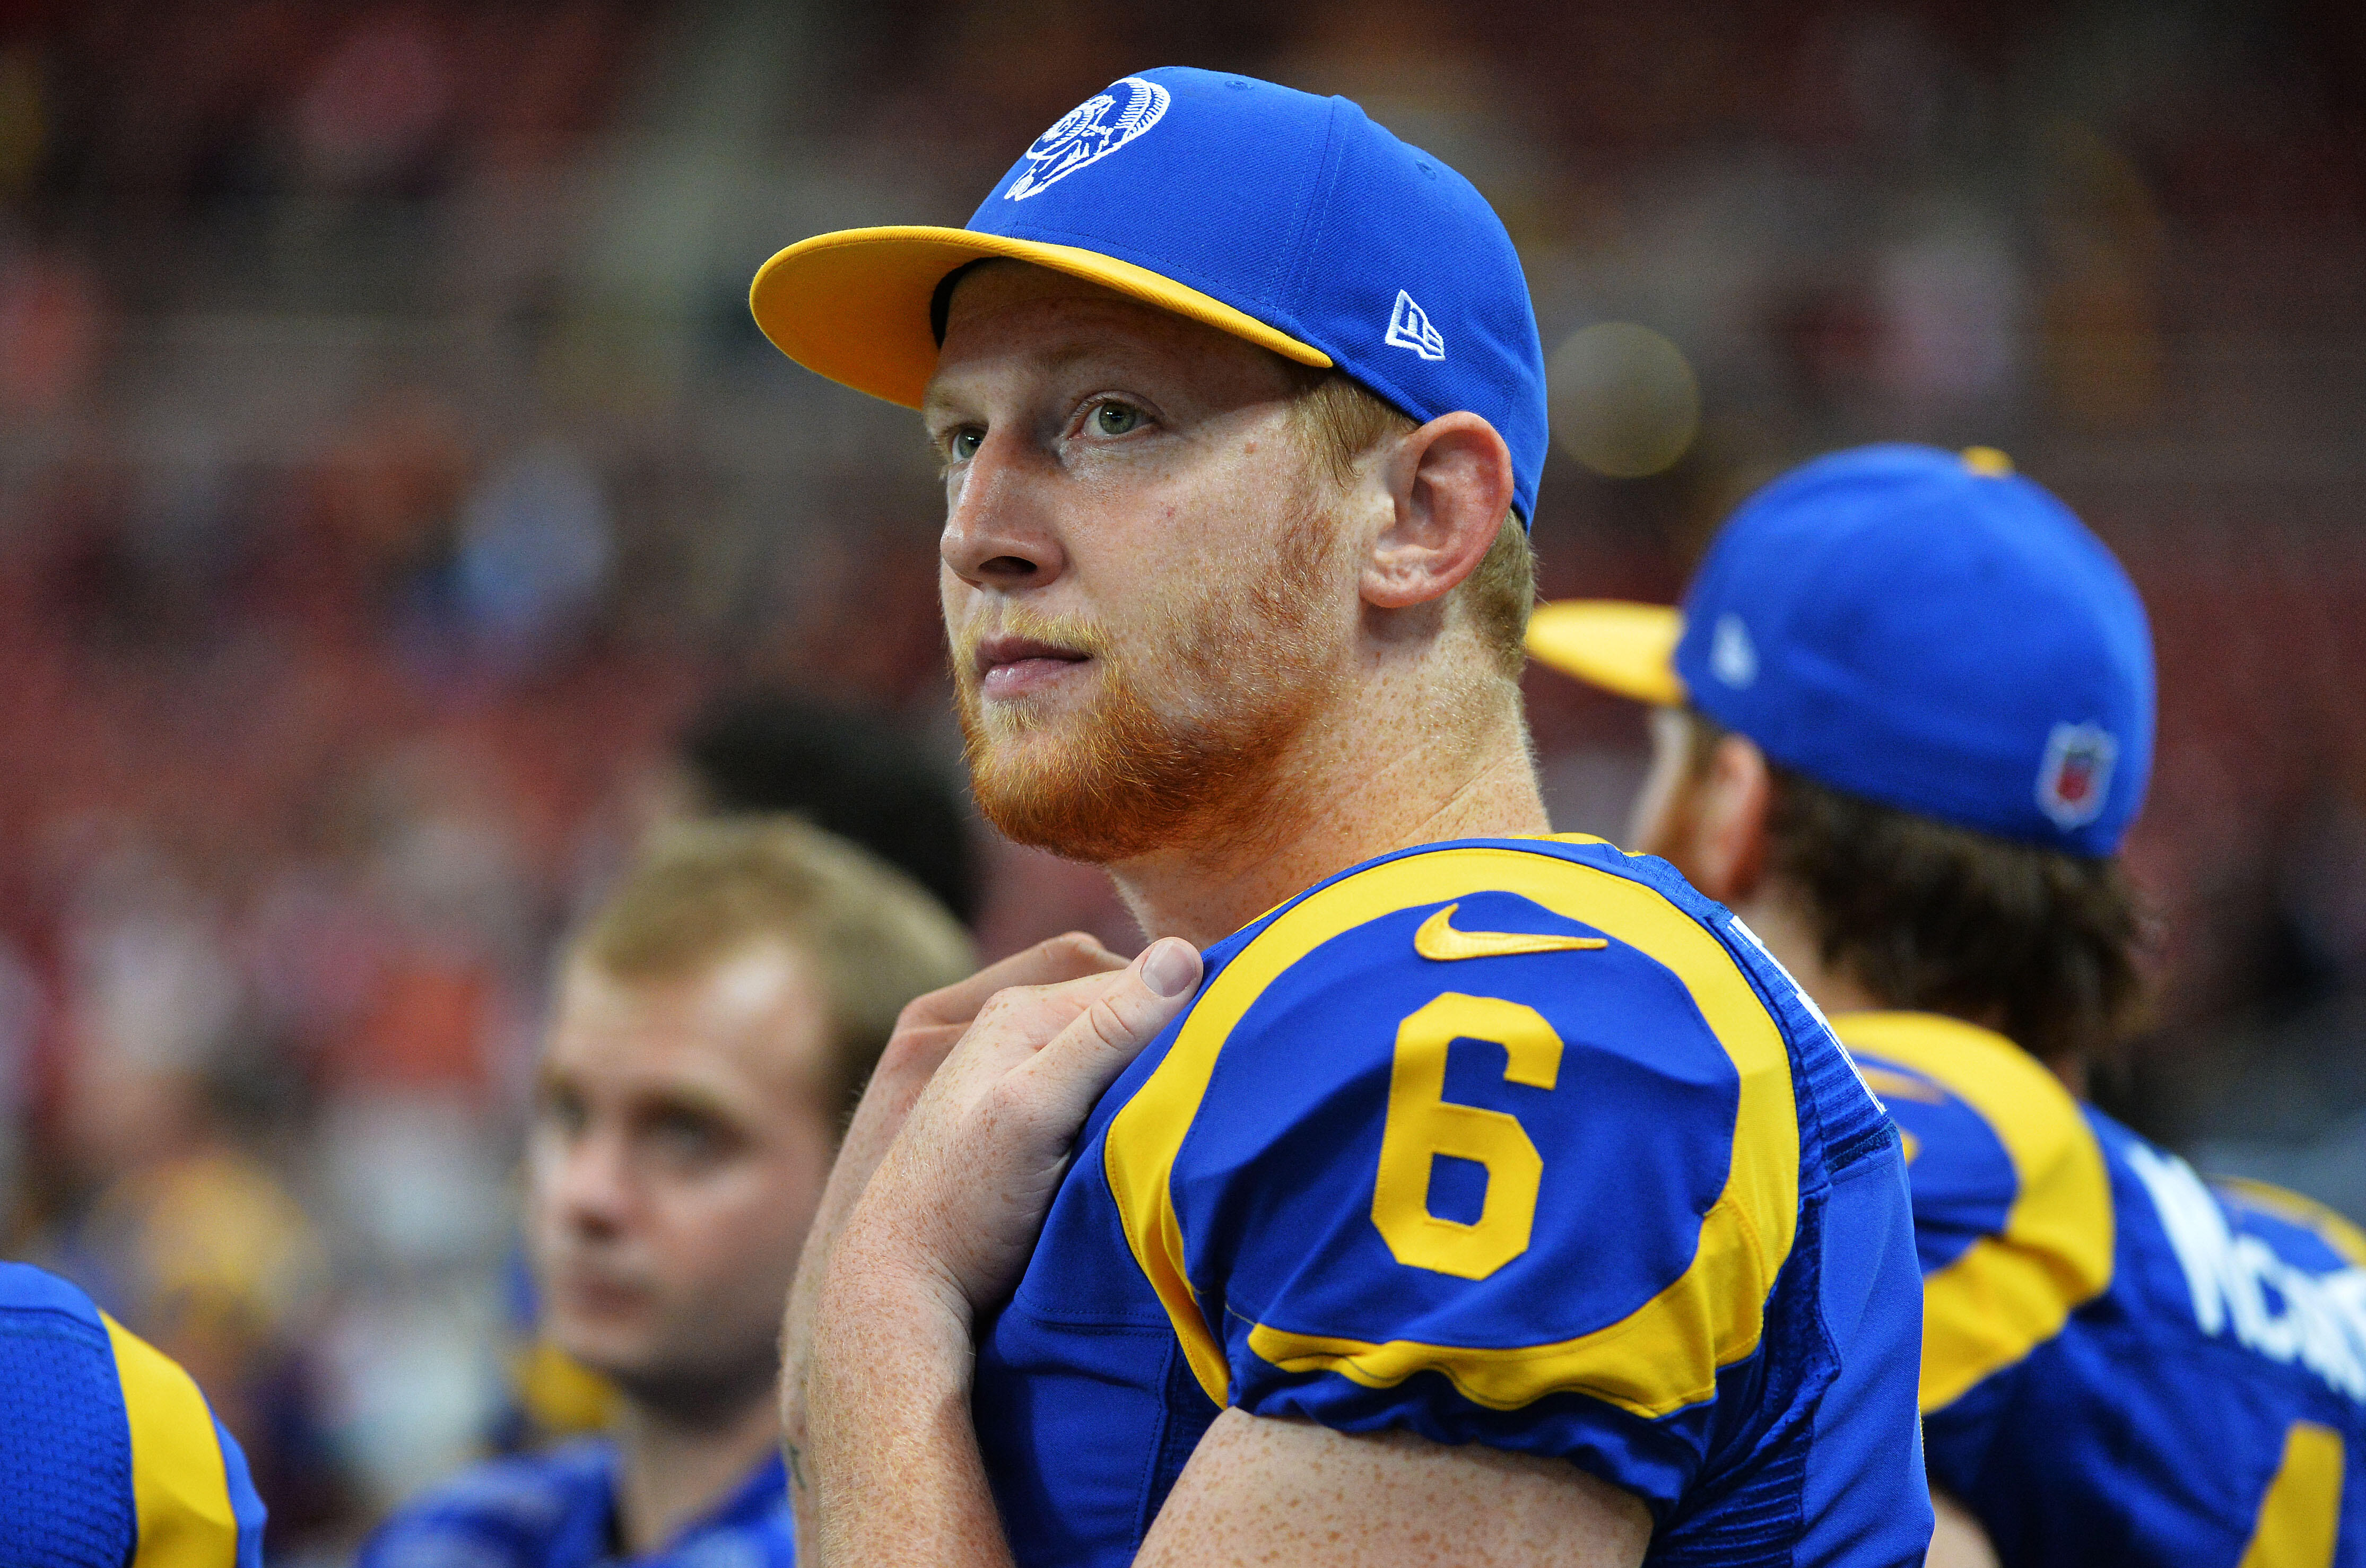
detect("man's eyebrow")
[629,1083,743,1126]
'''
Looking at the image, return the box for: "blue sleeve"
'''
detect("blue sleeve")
[0,1260,271,1568]
[354,1442,614,1568]
[1101,841,1808,1514]
[214,1417,268,1568]
[0,1264,141,1568]
[1832,1012,2113,1490]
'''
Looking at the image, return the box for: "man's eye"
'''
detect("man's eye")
[648,1113,728,1165]
[950,429,983,461]
[537,1092,587,1139]
[1092,403,1144,437]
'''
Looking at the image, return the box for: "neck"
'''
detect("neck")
[1107,676,1549,947]
[1721,889,1885,1016]
[612,1379,781,1555]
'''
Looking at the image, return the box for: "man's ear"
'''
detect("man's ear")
[1683,733,1776,905]
[1359,412,1517,611]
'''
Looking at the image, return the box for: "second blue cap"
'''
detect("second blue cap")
[1530,445,2156,857]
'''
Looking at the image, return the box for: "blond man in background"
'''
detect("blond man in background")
[358,817,997,1568]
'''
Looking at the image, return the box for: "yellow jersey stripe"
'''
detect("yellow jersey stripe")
[1104,844,1800,1416]
[105,1312,240,1568]
[2215,1177,2366,1270]
[2239,1421,2344,1568]
[1833,1012,2114,1412]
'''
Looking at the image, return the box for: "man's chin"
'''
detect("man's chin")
[545,1317,655,1382]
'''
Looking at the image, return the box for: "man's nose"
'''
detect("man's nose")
[941,429,1068,591]
[543,1129,634,1235]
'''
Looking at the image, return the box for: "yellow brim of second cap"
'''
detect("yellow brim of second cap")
[1525,599,1689,705]
[748,227,1334,409]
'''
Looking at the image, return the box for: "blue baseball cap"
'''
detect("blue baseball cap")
[1526,445,2156,856]
[749,67,1549,523]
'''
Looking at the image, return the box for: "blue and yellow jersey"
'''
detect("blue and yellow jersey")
[356,1441,794,1568]
[0,1260,266,1568]
[974,835,1932,1566]
[1838,1011,2366,1567]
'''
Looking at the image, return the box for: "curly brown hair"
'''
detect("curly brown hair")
[1684,712,2148,1068]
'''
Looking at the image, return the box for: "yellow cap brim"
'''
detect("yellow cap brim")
[748,227,1334,409]
[1525,600,1688,705]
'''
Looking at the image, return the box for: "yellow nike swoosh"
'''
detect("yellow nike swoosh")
[1413,903,1610,962]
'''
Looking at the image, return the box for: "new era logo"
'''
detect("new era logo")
[1385,290,1446,360]
[1710,613,1758,689]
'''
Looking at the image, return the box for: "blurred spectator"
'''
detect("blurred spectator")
[358,816,972,1567]
[292,8,452,194]
[0,243,107,419]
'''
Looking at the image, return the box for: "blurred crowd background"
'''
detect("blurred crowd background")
[0,0,2360,1557]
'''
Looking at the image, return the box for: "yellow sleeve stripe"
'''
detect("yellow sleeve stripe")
[1104,844,1799,1417]
[2240,1421,2344,1568]
[1832,1012,2114,1412]
[103,1312,240,1568]
[2215,1178,2366,1270]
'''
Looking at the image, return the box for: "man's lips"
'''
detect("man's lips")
[975,634,1091,700]
[545,1261,651,1317]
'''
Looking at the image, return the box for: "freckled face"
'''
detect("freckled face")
[525,944,836,1410]
[927,264,1358,863]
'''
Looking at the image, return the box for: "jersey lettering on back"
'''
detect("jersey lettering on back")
[1838,1011,2365,1568]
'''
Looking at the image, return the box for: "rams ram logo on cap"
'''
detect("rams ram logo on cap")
[1006,76,1171,201]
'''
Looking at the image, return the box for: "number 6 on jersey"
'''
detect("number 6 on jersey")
[1371,992,1564,1279]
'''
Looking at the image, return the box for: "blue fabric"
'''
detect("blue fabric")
[1884,1084,2366,1564]
[1670,443,2155,855]
[216,1414,270,1568]
[965,67,1550,525]
[0,1259,269,1568]
[1795,1153,1930,1568]
[358,1441,794,1568]
[0,1261,138,1568]
[973,835,1929,1566]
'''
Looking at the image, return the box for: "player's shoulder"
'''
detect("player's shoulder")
[1136,834,1806,1200]
[360,1439,614,1568]
[0,1262,140,1568]
[2210,1172,2366,1272]
[1831,1012,2113,1410]
[1184,832,1807,1089]
[0,1261,266,1568]
[0,1257,112,1332]
[1102,834,1834,1433]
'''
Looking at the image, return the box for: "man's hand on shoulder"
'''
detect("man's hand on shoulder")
[778,933,1130,1541]
[838,935,1204,1321]
[800,936,1204,1567]
[1140,1410,1652,1568]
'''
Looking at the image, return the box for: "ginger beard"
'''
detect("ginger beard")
[954,495,1344,866]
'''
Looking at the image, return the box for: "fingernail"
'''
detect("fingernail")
[1141,939,1199,998]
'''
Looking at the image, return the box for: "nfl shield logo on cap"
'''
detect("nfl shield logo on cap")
[1650,444,2155,857]
[2037,722,2119,831]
